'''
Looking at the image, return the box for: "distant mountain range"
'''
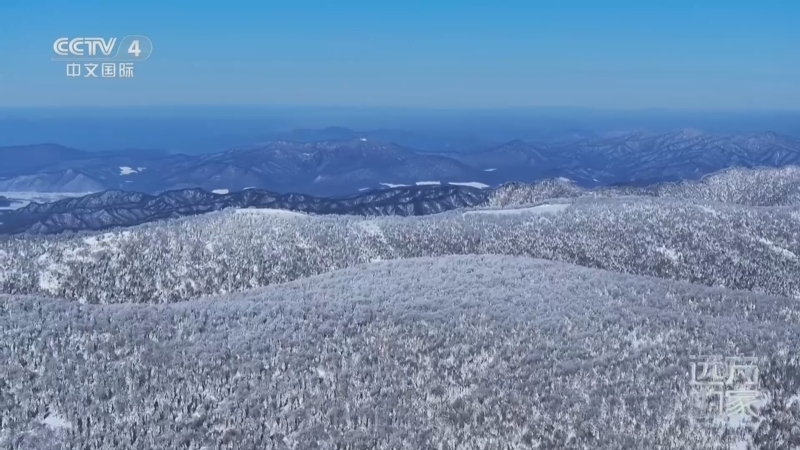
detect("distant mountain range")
[1,165,798,235]
[1,130,799,196]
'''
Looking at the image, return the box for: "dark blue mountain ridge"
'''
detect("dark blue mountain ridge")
[0,164,797,235]
[0,129,798,196]
[0,184,489,235]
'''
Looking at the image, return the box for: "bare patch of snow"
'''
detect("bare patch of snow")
[314,367,331,380]
[483,168,497,172]
[416,181,441,186]
[38,270,60,292]
[464,204,570,216]
[360,137,367,141]
[358,187,370,191]
[448,182,490,189]
[119,166,138,175]
[136,167,146,171]
[655,246,680,262]
[211,189,229,195]
[556,177,572,183]
[380,183,408,188]
[41,414,72,430]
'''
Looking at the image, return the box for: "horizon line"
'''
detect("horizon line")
[2,105,800,114]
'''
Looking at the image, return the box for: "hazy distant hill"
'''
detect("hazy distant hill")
[0,130,798,195]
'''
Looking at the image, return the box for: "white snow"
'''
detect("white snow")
[556,177,572,183]
[357,221,384,235]
[729,440,748,450]
[415,181,441,186]
[624,329,670,350]
[360,138,367,141]
[0,191,92,210]
[38,269,60,292]
[464,204,570,216]
[136,167,146,171]
[82,231,132,250]
[754,236,797,259]
[211,189,229,195]
[358,187,370,191]
[41,414,72,430]
[234,208,308,218]
[448,182,490,189]
[119,166,138,175]
[696,205,719,216]
[655,246,680,262]
[380,183,409,188]
[483,168,497,172]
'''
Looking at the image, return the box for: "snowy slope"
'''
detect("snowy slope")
[2,254,798,449]
[2,195,799,304]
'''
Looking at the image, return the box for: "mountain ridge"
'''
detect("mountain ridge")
[1,165,798,235]
[1,129,799,196]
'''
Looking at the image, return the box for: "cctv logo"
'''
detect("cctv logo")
[53,38,117,57]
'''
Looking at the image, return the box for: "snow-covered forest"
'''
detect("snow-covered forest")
[1,166,799,449]
[2,255,799,449]
[0,196,797,304]
[487,166,800,209]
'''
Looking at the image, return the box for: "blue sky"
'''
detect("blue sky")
[0,0,798,109]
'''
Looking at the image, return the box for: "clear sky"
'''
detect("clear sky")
[0,0,798,109]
